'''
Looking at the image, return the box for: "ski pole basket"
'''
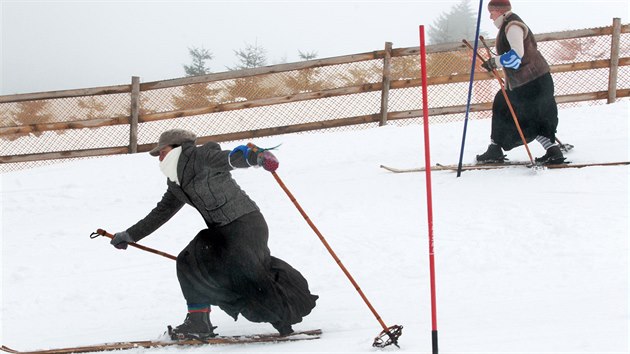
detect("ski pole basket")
[372,325,403,348]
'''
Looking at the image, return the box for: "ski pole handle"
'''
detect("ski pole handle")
[479,36,496,57]
[463,39,485,60]
[463,39,496,72]
[91,228,177,261]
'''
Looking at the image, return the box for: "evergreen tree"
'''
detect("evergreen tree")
[284,50,330,93]
[228,42,267,70]
[173,46,219,110]
[183,47,213,76]
[298,50,318,61]
[426,0,487,76]
[339,63,381,86]
[77,97,106,119]
[5,101,54,140]
[428,0,486,44]
[225,42,279,100]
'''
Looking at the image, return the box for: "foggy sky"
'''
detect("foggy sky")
[1,0,628,95]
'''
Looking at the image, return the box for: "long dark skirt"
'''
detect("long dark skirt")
[176,211,318,326]
[491,72,558,151]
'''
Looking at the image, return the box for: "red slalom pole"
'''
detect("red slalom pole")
[419,25,439,354]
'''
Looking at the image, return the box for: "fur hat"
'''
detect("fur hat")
[488,0,511,12]
[149,129,197,156]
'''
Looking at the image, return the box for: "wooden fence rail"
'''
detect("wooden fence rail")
[1,57,628,139]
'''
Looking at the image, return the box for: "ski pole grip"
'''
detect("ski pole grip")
[96,228,113,239]
[90,228,177,261]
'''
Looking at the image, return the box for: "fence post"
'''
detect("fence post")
[130,76,140,153]
[607,17,621,104]
[380,42,393,126]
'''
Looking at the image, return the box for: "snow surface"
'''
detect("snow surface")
[1,101,628,353]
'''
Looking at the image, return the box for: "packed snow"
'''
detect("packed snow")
[1,101,628,353]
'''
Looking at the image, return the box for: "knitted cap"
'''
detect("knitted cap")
[488,0,512,12]
[149,129,197,156]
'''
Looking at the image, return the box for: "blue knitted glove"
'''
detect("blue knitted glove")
[230,145,254,166]
[499,49,522,69]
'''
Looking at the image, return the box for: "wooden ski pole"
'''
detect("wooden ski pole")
[463,37,535,165]
[270,171,402,348]
[91,228,177,261]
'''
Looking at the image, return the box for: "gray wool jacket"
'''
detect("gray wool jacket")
[126,140,259,242]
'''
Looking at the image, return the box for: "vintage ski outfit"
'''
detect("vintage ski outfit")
[477,0,566,165]
[111,129,318,339]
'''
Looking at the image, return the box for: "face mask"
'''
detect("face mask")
[159,146,182,185]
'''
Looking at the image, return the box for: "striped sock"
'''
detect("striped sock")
[187,303,210,313]
[535,135,556,150]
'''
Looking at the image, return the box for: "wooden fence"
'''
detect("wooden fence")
[0,18,627,171]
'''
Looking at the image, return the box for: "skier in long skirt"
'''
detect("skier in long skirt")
[476,0,566,165]
[110,129,318,339]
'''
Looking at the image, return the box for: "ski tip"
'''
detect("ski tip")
[1,345,20,354]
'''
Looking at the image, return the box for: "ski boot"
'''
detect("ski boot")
[272,321,294,336]
[476,143,507,163]
[535,145,566,165]
[169,312,218,340]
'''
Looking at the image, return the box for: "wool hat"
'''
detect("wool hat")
[149,129,197,156]
[488,0,512,12]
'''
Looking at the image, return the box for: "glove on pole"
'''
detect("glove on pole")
[270,171,402,348]
[90,228,177,261]
[464,37,535,165]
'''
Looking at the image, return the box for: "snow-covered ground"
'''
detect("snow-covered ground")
[1,101,628,353]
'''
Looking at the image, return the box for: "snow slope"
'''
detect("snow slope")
[1,101,628,353]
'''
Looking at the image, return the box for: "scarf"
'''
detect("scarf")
[494,10,512,29]
[159,146,182,185]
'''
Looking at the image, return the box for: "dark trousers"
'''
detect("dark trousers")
[491,72,559,151]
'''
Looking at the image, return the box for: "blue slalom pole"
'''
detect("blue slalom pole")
[457,0,484,177]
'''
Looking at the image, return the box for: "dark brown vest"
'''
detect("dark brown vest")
[496,13,550,89]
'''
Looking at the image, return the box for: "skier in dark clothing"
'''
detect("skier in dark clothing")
[477,0,566,165]
[110,128,318,339]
